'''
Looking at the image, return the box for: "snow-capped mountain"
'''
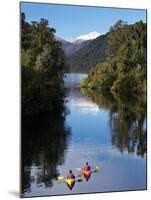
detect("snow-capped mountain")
[71,31,101,43]
[55,31,101,56]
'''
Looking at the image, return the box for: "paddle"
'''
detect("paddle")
[57,165,100,183]
[57,176,65,181]
[56,176,65,184]
[56,175,83,183]
[76,165,100,173]
[76,168,82,171]
[93,165,100,172]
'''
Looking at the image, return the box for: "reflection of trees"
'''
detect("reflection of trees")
[81,88,147,157]
[21,113,71,196]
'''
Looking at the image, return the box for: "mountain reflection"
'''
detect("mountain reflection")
[81,88,147,157]
[21,114,71,196]
[67,87,99,113]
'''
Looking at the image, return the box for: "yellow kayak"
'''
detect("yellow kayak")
[66,178,75,187]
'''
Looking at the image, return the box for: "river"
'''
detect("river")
[21,73,146,197]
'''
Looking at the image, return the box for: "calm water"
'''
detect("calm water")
[21,73,147,197]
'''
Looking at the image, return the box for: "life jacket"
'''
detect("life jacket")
[83,166,91,171]
[67,174,75,179]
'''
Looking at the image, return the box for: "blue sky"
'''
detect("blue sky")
[21,2,146,41]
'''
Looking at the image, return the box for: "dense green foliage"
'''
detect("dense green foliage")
[81,20,147,97]
[82,88,146,156]
[21,12,67,116]
[67,34,107,73]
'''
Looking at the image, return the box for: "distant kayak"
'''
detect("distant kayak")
[66,178,75,187]
[82,169,91,177]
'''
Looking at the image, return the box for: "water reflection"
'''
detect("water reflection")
[67,87,99,113]
[81,88,147,157]
[21,114,71,197]
[21,73,146,197]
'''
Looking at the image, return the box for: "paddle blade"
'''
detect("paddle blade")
[93,165,99,170]
[93,165,100,172]
[77,178,82,182]
[57,176,64,181]
[76,168,82,171]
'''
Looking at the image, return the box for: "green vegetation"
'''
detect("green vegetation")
[81,20,147,98]
[67,35,107,73]
[21,12,67,116]
[81,88,146,156]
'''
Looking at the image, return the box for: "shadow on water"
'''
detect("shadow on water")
[21,112,71,196]
[81,88,147,157]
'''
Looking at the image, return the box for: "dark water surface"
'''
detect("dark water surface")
[21,73,146,197]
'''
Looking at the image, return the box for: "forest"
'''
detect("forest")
[21,12,67,116]
[21,15,147,115]
[81,20,147,98]
[67,34,107,73]
[21,8,147,197]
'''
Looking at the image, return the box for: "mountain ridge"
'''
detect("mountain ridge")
[70,31,101,42]
[55,31,101,56]
[67,33,108,73]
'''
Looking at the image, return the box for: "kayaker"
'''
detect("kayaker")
[67,170,75,179]
[83,162,91,171]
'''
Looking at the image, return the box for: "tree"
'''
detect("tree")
[81,20,147,98]
[21,12,67,116]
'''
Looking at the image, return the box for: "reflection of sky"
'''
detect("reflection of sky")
[23,73,146,197]
[60,81,146,194]
[66,101,110,145]
[68,97,99,113]
[65,83,111,146]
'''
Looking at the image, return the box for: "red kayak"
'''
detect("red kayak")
[82,169,91,177]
